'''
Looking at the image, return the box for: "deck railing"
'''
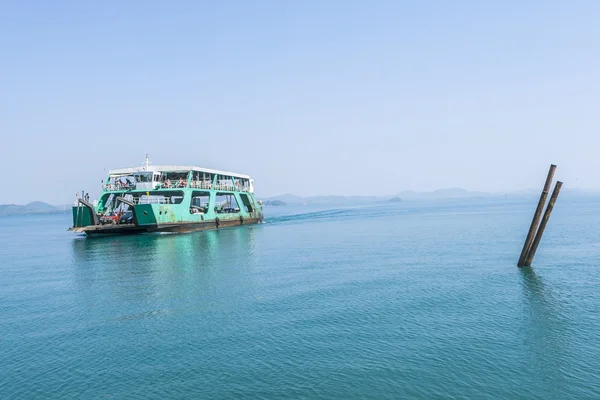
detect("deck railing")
[103,183,136,192]
[102,181,252,192]
[160,181,189,189]
[136,197,169,205]
[189,181,213,189]
[191,181,250,192]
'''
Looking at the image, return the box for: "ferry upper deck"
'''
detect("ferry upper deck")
[103,163,254,193]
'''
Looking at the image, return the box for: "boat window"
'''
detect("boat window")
[239,193,253,213]
[100,193,112,204]
[215,193,240,214]
[136,190,184,205]
[214,175,236,191]
[135,173,152,183]
[190,191,210,213]
[161,172,189,188]
[237,178,250,192]
[170,196,183,204]
[99,193,113,211]
[106,175,136,190]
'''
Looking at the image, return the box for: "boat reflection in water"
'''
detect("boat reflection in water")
[70,226,260,318]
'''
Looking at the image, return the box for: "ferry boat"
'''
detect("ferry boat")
[70,156,263,235]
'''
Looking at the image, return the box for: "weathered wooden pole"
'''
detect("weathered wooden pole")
[523,181,563,267]
[517,164,556,267]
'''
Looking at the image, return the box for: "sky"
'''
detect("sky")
[1,0,599,204]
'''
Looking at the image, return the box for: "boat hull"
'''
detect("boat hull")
[71,185,264,237]
[70,217,262,236]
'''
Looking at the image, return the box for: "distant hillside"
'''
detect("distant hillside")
[308,195,380,204]
[260,194,305,204]
[0,202,67,216]
[262,200,287,206]
[395,188,491,200]
[262,194,385,205]
[262,188,491,205]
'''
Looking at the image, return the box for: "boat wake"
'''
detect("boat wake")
[264,208,358,225]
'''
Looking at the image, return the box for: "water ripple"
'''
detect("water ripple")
[1,197,600,398]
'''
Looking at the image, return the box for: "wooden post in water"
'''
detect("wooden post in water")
[523,181,563,267]
[517,165,556,267]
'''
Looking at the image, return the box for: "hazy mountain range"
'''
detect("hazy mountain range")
[261,188,491,205]
[0,202,69,216]
[260,187,600,205]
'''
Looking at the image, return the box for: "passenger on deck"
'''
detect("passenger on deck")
[178,178,185,187]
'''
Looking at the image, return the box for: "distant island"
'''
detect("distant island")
[259,188,493,205]
[394,187,490,200]
[256,187,600,206]
[262,200,287,206]
[0,202,69,217]
[263,200,287,206]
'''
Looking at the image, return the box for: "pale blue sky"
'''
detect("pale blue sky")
[1,1,599,204]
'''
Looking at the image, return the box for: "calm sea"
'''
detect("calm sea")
[1,195,599,399]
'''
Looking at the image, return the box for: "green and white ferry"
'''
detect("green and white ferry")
[70,156,263,235]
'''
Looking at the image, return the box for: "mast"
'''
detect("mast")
[144,154,149,171]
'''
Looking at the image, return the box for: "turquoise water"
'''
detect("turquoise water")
[1,196,600,399]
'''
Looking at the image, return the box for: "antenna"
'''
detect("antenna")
[144,154,151,171]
